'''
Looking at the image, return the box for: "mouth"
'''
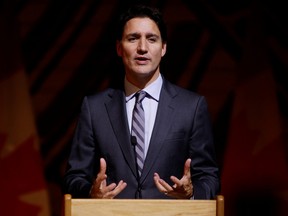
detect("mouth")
[135,57,149,65]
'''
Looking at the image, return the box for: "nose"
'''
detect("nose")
[137,38,148,54]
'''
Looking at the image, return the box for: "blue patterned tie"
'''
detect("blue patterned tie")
[131,90,146,177]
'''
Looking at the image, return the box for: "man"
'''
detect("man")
[63,4,219,200]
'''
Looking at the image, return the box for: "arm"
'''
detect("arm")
[189,96,220,199]
[153,96,219,199]
[63,97,97,197]
[63,97,127,198]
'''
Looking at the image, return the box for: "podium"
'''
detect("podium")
[64,194,224,216]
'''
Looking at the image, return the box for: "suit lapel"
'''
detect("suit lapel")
[140,80,177,182]
[105,89,138,178]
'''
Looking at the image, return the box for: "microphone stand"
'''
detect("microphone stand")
[131,135,142,198]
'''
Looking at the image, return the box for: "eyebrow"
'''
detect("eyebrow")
[146,33,160,38]
[125,32,160,38]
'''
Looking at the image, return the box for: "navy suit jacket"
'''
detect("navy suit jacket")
[63,78,220,199]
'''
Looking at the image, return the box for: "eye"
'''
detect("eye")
[148,38,156,43]
[127,37,137,42]
[147,36,158,43]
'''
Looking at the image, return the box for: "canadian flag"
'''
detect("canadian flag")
[0,10,50,216]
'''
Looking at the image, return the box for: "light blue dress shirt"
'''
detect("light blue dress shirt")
[125,75,163,157]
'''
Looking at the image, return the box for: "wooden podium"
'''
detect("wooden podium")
[64,194,224,216]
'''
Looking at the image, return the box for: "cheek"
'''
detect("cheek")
[153,50,164,60]
[151,46,165,58]
[122,48,134,59]
[121,53,133,66]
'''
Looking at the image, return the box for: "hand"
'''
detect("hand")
[90,158,127,199]
[154,158,193,199]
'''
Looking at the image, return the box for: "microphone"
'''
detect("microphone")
[131,136,137,146]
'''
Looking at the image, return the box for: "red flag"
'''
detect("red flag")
[0,9,50,216]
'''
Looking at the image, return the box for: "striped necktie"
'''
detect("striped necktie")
[131,90,146,177]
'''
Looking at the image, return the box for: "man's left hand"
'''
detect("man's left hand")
[153,158,193,199]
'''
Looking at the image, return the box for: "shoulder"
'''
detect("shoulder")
[162,78,203,101]
[81,88,124,108]
[85,88,122,101]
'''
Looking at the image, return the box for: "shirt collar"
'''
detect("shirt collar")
[125,74,163,102]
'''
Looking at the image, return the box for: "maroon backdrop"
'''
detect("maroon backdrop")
[1,0,287,215]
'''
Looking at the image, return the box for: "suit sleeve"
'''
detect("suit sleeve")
[189,96,220,199]
[63,97,99,198]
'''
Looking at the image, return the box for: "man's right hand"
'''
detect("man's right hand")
[90,158,127,199]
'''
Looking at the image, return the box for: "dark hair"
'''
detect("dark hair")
[116,4,167,43]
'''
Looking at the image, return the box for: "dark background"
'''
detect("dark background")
[1,0,288,215]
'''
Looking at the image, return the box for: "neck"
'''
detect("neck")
[126,71,160,89]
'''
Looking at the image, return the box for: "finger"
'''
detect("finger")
[93,174,107,190]
[183,158,191,177]
[101,182,117,194]
[154,172,160,181]
[170,175,182,188]
[112,180,127,195]
[170,159,192,188]
[90,177,107,198]
[93,158,108,189]
[104,181,127,199]
[100,178,107,189]
[153,173,162,187]
[99,158,107,175]
[153,173,166,192]
[158,178,173,192]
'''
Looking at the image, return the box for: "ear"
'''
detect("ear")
[161,42,167,57]
[116,40,122,57]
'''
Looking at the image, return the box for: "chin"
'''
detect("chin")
[135,71,155,78]
[134,67,156,75]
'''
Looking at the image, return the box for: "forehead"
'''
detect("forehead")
[123,17,161,35]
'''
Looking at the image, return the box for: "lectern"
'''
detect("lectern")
[64,194,224,216]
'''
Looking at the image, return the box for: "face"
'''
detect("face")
[117,17,167,87]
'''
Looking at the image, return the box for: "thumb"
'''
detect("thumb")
[99,158,107,175]
[183,158,191,177]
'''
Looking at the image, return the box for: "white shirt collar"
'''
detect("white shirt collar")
[125,74,163,102]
